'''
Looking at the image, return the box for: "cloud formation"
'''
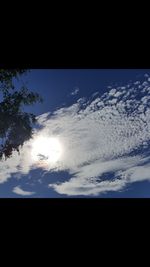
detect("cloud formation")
[12,186,35,196]
[1,74,150,196]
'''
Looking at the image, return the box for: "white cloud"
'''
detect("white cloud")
[49,176,126,196]
[0,140,34,184]
[12,186,35,196]
[70,87,79,96]
[1,74,150,196]
[114,91,123,98]
[109,88,116,96]
[49,156,143,196]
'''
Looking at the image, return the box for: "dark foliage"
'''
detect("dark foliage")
[0,69,42,160]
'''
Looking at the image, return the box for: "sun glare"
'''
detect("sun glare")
[31,136,62,165]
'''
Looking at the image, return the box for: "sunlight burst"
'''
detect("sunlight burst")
[31,136,62,165]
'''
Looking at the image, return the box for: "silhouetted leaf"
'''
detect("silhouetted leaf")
[0,69,43,160]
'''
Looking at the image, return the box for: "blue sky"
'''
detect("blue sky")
[1,69,150,197]
[20,69,149,115]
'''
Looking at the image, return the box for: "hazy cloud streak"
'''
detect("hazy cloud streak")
[13,186,35,196]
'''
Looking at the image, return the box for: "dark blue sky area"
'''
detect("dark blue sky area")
[21,69,149,116]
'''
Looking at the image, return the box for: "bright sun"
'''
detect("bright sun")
[31,136,62,165]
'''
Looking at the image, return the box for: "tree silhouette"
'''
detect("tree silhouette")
[0,69,43,160]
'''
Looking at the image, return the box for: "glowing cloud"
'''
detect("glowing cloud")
[31,136,63,166]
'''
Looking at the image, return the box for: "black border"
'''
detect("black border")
[1,37,150,69]
[0,198,150,218]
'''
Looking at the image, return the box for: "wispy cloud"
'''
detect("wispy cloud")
[1,74,150,196]
[70,87,79,96]
[12,186,35,196]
